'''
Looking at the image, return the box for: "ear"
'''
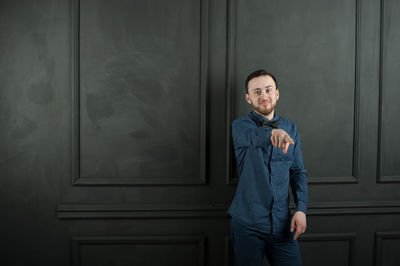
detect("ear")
[245,93,252,105]
[276,89,279,101]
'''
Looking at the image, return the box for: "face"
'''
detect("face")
[245,75,279,116]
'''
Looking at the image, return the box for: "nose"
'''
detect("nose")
[260,90,269,99]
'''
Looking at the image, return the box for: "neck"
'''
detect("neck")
[254,109,275,121]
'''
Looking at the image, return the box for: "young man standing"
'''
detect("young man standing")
[228,69,308,266]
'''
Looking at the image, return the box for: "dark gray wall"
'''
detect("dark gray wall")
[0,0,399,265]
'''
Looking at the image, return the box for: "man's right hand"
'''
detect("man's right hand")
[271,129,294,154]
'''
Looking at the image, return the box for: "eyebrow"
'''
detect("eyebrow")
[252,85,273,91]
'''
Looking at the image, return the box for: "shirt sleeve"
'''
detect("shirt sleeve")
[289,124,309,214]
[231,118,273,149]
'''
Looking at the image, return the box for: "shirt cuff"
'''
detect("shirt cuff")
[296,201,308,214]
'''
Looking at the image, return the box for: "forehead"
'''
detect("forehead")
[248,75,276,89]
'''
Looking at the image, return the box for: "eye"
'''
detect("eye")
[255,90,261,95]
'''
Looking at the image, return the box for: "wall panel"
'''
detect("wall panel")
[374,232,400,266]
[226,0,360,184]
[72,236,205,266]
[71,0,208,185]
[378,0,400,183]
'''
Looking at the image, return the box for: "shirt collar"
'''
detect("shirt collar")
[249,110,280,127]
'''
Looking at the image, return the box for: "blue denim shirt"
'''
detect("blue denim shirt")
[227,111,308,235]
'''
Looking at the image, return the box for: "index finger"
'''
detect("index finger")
[284,135,294,145]
[293,230,301,240]
[283,142,289,154]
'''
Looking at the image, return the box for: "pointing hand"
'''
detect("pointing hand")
[271,129,294,154]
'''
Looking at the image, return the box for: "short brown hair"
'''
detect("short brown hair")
[245,69,278,93]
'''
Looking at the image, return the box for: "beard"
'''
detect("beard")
[250,100,277,116]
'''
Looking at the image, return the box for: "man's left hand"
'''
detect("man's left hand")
[290,211,307,240]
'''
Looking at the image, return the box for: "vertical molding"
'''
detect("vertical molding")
[225,0,238,185]
[352,0,361,182]
[377,0,384,183]
[377,0,400,183]
[71,0,80,186]
[70,0,208,185]
[225,0,361,185]
[224,236,233,266]
[199,0,209,185]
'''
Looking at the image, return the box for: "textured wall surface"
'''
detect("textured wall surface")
[0,0,399,265]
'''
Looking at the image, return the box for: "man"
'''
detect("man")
[228,69,308,266]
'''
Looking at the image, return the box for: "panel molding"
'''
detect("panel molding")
[225,0,361,185]
[374,231,400,266]
[58,201,400,219]
[225,233,356,266]
[299,233,356,266]
[225,0,238,185]
[224,236,233,266]
[72,235,206,266]
[59,203,229,219]
[377,0,400,183]
[70,0,209,186]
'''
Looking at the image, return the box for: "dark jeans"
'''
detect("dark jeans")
[230,217,302,266]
